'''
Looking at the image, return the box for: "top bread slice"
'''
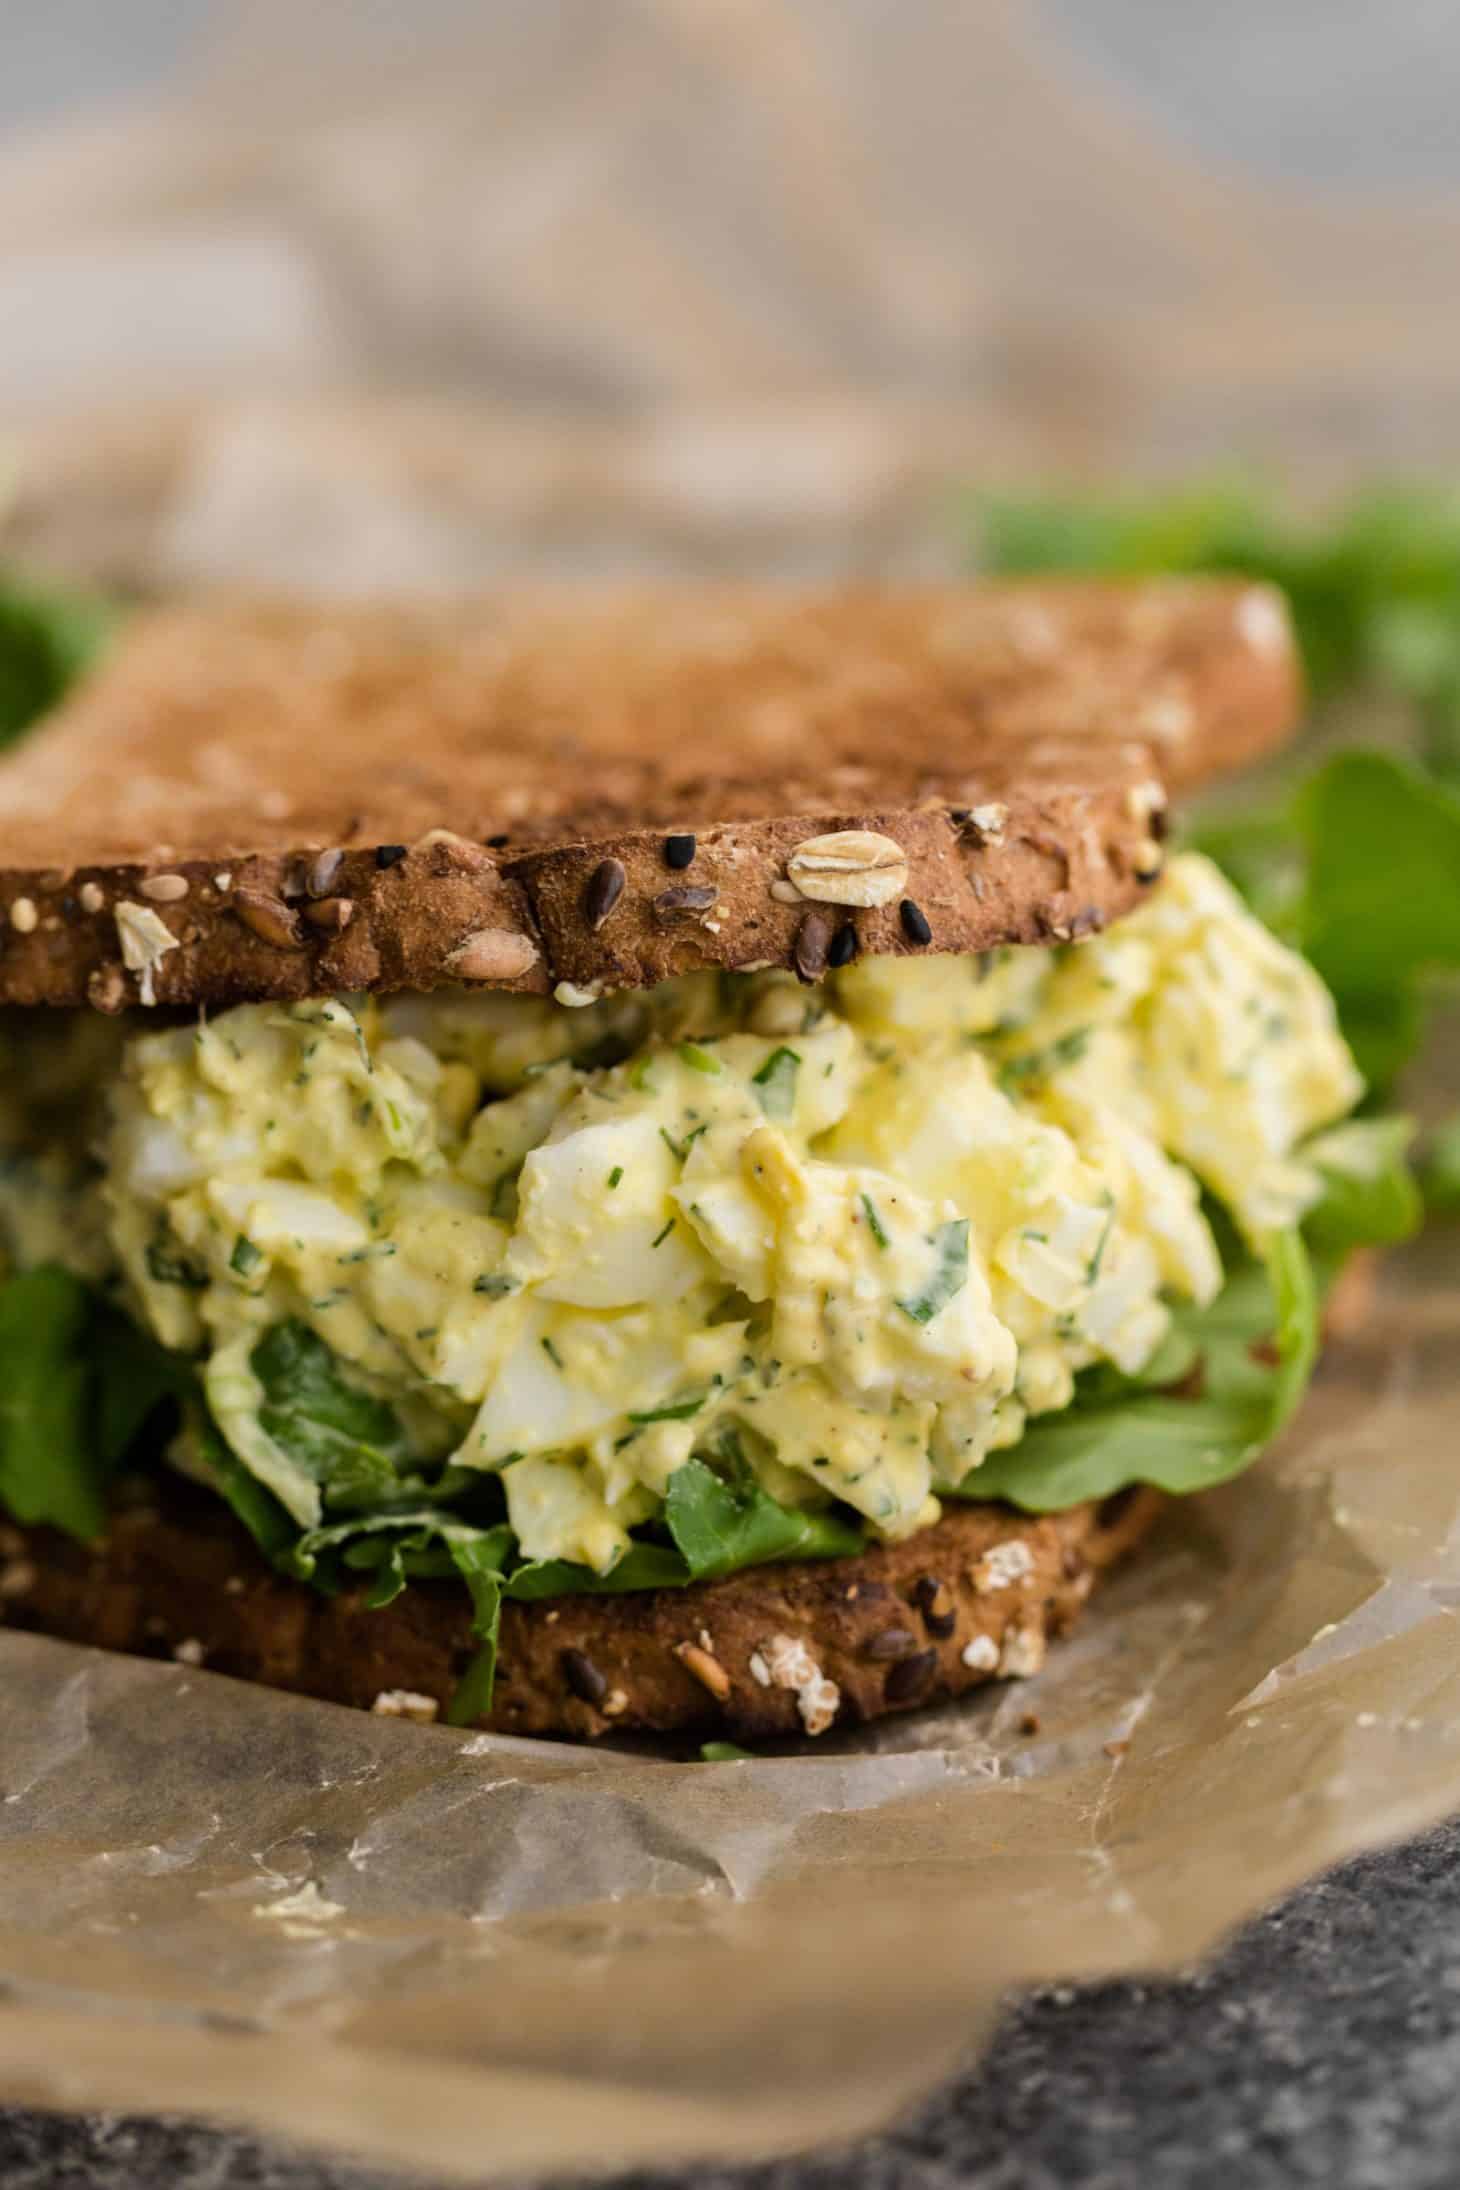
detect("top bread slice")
[0,579,1299,1013]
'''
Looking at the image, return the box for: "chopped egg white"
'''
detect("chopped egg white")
[0,852,1361,1570]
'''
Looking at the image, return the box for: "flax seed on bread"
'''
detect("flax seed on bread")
[0,580,1298,1011]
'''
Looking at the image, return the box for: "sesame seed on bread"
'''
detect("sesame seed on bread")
[0,579,1299,1011]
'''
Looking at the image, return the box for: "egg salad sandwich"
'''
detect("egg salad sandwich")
[0,584,1406,1741]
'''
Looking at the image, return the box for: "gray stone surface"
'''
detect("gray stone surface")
[7,1818,1460,2188]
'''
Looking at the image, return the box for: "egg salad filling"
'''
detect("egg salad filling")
[0,852,1419,1714]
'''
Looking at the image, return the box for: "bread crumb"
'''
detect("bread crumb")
[0,1559,36,1600]
[172,1637,206,1666]
[961,1634,999,1673]
[371,1689,439,1723]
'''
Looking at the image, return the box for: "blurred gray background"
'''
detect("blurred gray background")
[2,0,1459,587]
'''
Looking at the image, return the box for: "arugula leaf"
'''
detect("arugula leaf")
[1295,753,1460,1088]
[0,577,116,751]
[663,1456,864,1579]
[959,1233,1318,1513]
[0,1267,106,1536]
[504,1541,692,1598]
[250,1320,417,1511]
[443,1536,510,1721]
[974,484,1460,1087]
[0,1268,202,1541]
[89,1294,195,1468]
[1422,1112,1460,1215]
[190,1412,301,1565]
[1301,1116,1423,1255]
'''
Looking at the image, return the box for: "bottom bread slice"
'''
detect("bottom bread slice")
[0,1480,1163,1741]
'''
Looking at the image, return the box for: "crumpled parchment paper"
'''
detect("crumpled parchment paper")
[0,1224,1456,2180]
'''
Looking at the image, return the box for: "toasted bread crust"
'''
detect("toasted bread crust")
[0,1482,1162,1741]
[0,581,1298,1010]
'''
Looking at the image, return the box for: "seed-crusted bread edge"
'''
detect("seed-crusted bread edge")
[0,1484,1163,1741]
[0,579,1299,1011]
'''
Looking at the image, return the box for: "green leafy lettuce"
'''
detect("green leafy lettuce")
[0,1267,191,1537]
[250,1319,421,1513]
[0,577,116,751]
[956,1117,1416,1514]
[975,483,1460,1096]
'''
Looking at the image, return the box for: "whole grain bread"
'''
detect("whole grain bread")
[0,1479,1162,1741]
[0,580,1298,1011]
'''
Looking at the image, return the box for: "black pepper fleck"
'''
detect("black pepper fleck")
[827,922,858,968]
[663,833,696,870]
[486,834,510,849]
[899,898,932,946]
[375,844,407,870]
[562,1648,608,1704]
[863,1627,919,1661]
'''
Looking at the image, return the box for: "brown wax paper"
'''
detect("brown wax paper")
[0,1224,1456,2181]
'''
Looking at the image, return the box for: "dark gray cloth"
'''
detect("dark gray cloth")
[6,1817,1460,2189]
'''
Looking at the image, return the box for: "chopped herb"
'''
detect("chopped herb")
[678,1041,721,1075]
[897,1219,970,1326]
[474,1273,518,1297]
[661,1121,709,1162]
[628,1393,706,1424]
[229,1235,263,1278]
[145,1237,208,1290]
[540,1335,565,1370]
[860,1194,890,1250]
[752,1045,801,1119]
[630,1053,657,1093]
[1087,1201,1117,1285]
[607,1165,624,1189]
[651,1216,677,1249]
[489,1169,521,1222]
[1021,1227,1048,1244]
[998,1025,1091,1092]
[699,1742,754,1762]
